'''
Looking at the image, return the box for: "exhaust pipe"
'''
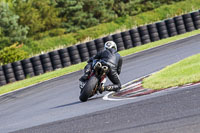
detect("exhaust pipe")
[102,66,108,71]
[94,62,102,69]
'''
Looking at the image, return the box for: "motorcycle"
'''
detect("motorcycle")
[79,59,109,102]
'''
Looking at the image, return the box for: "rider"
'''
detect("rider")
[79,41,123,93]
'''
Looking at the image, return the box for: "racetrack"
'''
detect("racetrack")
[1,35,200,133]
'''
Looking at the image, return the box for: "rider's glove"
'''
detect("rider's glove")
[87,57,94,63]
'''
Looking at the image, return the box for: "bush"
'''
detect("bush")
[21,40,44,55]
[21,33,77,55]
[75,22,120,41]
[0,37,11,49]
[0,43,28,65]
[32,28,66,40]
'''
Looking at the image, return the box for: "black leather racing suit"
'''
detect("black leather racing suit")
[84,48,123,91]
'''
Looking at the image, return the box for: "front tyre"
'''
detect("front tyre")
[79,76,98,102]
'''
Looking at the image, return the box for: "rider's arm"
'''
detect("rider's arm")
[93,51,103,59]
[117,56,123,75]
[87,51,102,63]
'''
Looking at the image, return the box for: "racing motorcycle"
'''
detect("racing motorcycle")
[79,59,109,102]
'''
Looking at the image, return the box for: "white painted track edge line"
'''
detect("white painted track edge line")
[103,73,153,101]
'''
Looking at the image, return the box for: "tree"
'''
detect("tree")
[82,0,116,23]
[0,2,29,49]
[13,0,61,36]
[31,0,61,31]
[55,0,85,32]
[55,0,116,32]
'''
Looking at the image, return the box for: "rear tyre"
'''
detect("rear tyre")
[79,76,98,102]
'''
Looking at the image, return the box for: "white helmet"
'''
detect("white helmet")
[104,41,117,51]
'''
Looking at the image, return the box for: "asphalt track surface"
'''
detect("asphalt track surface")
[0,35,200,133]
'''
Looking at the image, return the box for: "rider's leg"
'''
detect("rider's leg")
[101,70,121,92]
[79,63,92,82]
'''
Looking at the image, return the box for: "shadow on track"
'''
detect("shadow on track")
[51,101,81,109]
[51,96,103,109]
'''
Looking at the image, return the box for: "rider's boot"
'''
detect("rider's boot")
[79,73,89,82]
[98,86,105,94]
[79,68,90,82]
[79,63,92,82]
[103,85,120,92]
[98,85,118,94]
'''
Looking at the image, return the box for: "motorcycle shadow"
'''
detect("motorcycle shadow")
[51,101,81,109]
[51,96,103,109]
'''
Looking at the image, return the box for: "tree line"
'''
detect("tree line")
[0,0,184,49]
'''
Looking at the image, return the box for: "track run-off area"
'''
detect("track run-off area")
[0,35,200,133]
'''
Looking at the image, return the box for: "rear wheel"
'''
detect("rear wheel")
[79,76,98,102]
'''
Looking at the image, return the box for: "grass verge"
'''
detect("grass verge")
[142,53,200,90]
[0,29,200,95]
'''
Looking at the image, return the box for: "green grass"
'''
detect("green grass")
[0,29,200,95]
[142,53,200,89]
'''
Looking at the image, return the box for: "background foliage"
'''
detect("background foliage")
[0,43,28,65]
[0,2,28,49]
[0,0,199,65]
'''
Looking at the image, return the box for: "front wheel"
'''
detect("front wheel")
[79,75,98,102]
